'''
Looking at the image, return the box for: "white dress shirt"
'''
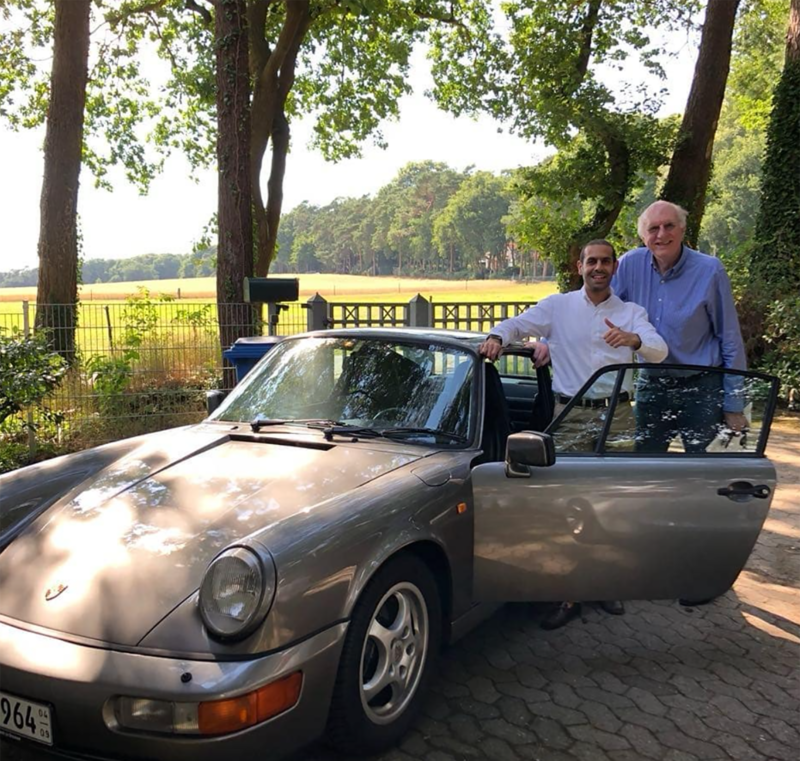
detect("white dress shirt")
[489,287,668,398]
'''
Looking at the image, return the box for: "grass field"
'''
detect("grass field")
[0,273,557,305]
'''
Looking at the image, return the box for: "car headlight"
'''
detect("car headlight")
[199,546,275,640]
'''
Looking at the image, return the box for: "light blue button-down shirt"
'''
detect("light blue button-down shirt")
[612,245,747,411]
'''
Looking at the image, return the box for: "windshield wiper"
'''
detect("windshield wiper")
[250,417,338,432]
[379,427,468,443]
[305,422,387,441]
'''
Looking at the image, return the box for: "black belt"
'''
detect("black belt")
[556,391,630,408]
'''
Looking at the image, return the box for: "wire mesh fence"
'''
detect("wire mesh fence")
[1,294,537,467]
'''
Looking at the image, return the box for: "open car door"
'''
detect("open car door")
[471,363,779,603]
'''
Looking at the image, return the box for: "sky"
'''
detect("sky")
[0,27,700,273]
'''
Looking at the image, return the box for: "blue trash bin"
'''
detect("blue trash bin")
[223,336,283,384]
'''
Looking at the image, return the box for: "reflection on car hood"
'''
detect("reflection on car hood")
[0,427,420,647]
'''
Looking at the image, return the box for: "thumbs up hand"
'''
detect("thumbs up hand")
[603,318,642,350]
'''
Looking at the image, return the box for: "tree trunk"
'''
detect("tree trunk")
[249,0,310,277]
[660,0,741,246]
[35,0,91,360]
[215,0,255,389]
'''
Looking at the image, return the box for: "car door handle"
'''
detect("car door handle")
[717,482,771,500]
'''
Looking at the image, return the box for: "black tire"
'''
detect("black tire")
[326,553,442,756]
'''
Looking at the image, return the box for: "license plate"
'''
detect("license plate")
[0,691,53,745]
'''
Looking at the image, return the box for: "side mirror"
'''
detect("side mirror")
[505,431,555,477]
[206,390,228,416]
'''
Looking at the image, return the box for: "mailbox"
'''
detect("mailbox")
[243,277,299,303]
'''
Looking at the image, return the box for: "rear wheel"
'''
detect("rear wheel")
[327,554,442,755]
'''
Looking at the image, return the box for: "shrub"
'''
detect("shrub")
[0,328,67,473]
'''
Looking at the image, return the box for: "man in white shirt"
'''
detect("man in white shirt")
[479,239,668,448]
[478,239,668,629]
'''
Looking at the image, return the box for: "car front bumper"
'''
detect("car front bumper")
[0,618,347,761]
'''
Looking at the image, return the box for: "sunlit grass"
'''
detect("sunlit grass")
[0,273,557,304]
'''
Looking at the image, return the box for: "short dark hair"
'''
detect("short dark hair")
[580,239,616,262]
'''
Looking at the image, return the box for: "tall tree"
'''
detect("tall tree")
[215,0,254,378]
[34,0,91,358]
[660,0,741,245]
[749,0,800,297]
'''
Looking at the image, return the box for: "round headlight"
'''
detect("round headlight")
[199,547,275,640]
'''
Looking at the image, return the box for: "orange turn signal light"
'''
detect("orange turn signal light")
[198,671,303,735]
[456,502,468,514]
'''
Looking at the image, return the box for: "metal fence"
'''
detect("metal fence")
[1,294,535,463]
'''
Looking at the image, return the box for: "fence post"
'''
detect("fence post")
[407,293,431,327]
[306,293,329,331]
[22,301,37,459]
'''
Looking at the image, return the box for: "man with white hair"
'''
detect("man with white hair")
[612,200,747,455]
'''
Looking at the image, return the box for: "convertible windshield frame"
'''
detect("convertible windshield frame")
[209,333,481,449]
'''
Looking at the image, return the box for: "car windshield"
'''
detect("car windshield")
[210,336,476,445]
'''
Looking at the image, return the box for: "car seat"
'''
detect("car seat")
[475,362,512,465]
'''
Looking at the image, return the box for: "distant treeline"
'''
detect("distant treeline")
[0,247,217,288]
[271,162,544,278]
[2,161,556,287]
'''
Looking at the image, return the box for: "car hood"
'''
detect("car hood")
[0,426,420,647]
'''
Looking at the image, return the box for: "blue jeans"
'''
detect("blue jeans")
[634,370,724,453]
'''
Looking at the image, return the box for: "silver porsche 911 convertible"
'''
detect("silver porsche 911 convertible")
[0,328,779,759]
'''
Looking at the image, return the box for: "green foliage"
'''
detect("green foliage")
[0,328,67,425]
[433,171,512,273]
[749,56,800,298]
[429,0,696,288]
[699,0,786,259]
[84,288,218,419]
[760,295,800,393]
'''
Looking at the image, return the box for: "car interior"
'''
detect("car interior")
[477,352,554,464]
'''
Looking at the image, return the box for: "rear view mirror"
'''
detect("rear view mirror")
[506,431,555,477]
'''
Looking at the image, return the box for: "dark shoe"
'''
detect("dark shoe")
[541,602,581,630]
[599,600,625,615]
[679,597,716,607]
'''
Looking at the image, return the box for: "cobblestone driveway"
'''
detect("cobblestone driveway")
[3,422,799,761]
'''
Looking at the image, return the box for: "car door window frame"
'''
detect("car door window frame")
[544,363,779,458]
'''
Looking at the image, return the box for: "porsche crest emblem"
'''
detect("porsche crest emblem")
[45,583,68,601]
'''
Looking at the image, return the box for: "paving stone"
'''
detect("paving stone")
[708,694,759,725]
[547,683,582,709]
[496,696,534,729]
[400,730,432,755]
[611,707,677,734]
[531,717,573,750]
[575,687,635,711]
[656,729,728,759]
[567,725,631,752]
[478,737,521,761]
[416,716,450,738]
[466,676,501,704]
[757,717,800,747]
[497,682,550,704]
[427,735,485,759]
[527,701,589,727]
[454,697,501,721]
[483,719,538,746]
[619,724,664,760]
[626,686,668,717]
[447,714,484,745]
[755,740,800,761]
[579,701,622,734]
[710,732,767,761]
[569,743,611,761]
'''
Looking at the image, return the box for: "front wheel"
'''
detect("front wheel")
[327,554,442,756]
